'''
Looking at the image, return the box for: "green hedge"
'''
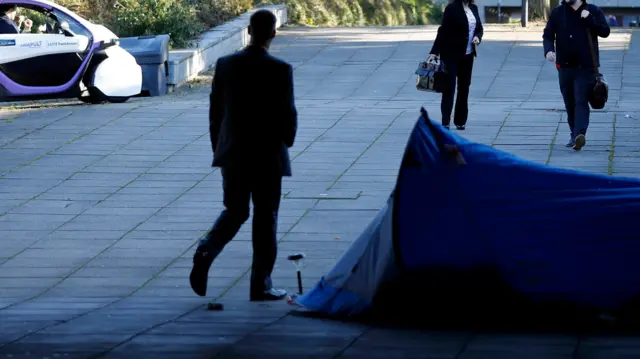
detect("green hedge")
[258,0,443,26]
[108,0,203,48]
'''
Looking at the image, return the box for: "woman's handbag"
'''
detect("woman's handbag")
[586,30,608,110]
[415,56,451,93]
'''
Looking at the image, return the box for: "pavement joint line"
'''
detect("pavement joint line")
[0,105,146,218]
[208,315,294,359]
[0,108,74,152]
[618,31,632,104]
[489,111,511,147]
[453,333,477,359]
[308,65,382,103]
[90,206,316,359]
[282,108,357,196]
[326,110,404,191]
[341,41,400,99]
[0,112,206,306]
[329,326,374,359]
[483,37,517,99]
[524,50,550,104]
[289,108,352,163]
[571,335,582,359]
[608,114,617,176]
[0,108,189,264]
[546,113,562,166]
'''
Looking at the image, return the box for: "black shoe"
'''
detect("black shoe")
[456,125,466,130]
[250,288,287,302]
[573,134,586,151]
[565,138,575,148]
[190,248,214,297]
[443,125,450,130]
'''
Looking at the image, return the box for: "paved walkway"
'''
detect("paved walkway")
[1,26,640,358]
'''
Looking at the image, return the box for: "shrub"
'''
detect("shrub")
[108,0,203,48]
[189,0,253,28]
[43,0,442,49]
[257,0,441,27]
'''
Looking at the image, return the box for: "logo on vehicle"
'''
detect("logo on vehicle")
[21,41,42,48]
[0,39,16,47]
[47,41,79,47]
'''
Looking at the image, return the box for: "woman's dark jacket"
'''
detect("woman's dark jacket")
[430,2,484,64]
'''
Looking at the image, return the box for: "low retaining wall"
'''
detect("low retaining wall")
[167,5,288,89]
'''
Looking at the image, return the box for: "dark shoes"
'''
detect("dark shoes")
[442,125,466,130]
[573,134,586,151]
[190,246,286,302]
[189,247,214,297]
[250,288,287,302]
[565,134,586,151]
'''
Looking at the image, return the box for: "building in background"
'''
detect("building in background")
[473,0,640,25]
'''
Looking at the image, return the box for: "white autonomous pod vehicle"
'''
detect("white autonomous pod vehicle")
[0,0,142,103]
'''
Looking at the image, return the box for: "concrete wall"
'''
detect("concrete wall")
[166,5,288,88]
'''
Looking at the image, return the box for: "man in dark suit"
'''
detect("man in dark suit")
[189,9,297,301]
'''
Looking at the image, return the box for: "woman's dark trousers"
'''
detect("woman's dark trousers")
[441,54,474,127]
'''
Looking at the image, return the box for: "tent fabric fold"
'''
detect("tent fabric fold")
[295,108,640,317]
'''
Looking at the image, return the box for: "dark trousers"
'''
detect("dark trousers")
[198,167,282,295]
[558,67,594,138]
[441,54,474,127]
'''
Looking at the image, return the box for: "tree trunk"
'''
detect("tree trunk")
[529,0,551,21]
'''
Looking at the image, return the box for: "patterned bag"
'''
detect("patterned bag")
[415,57,451,93]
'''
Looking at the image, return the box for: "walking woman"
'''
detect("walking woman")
[428,0,483,130]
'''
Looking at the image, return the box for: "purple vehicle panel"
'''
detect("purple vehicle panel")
[0,43,99,96]
[0,0,95,97]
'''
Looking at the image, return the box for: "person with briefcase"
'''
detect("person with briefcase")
[543,0,610,151]
[423,0,483,131]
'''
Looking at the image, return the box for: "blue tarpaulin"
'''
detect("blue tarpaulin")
[297,108,640,316]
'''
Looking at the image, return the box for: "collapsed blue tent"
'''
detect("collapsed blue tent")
[295,108,640,319]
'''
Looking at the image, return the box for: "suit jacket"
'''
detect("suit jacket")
[0,15,20,34]
[430,2,483,65]
[543,2,610,69]
[209,45,298,177]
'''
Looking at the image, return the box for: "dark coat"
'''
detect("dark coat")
[430,1,483,64]
[209,45,298,177]
[0,14,19,34]
[543,1,610,69]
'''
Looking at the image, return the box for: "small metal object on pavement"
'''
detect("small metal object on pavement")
[287,253,306,295]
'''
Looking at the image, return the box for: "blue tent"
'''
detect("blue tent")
[295,108,640,318]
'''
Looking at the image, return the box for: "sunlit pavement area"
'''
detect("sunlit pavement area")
[1,26,640,358]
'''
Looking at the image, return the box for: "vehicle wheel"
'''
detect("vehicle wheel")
[107,97,130,104]
[78,95,103,104]
[79,88,128,104]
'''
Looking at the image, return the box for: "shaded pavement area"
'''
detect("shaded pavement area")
[1,26,640,358]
